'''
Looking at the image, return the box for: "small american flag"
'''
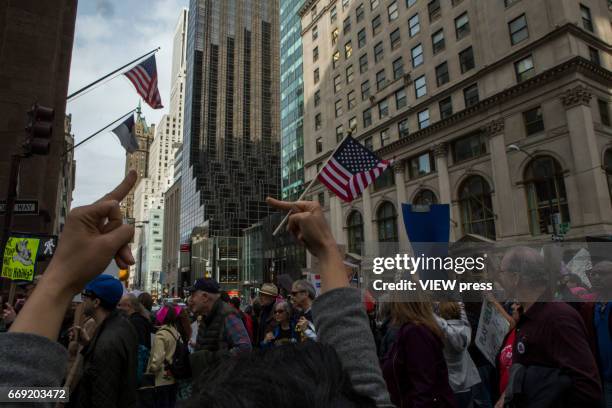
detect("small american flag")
[124,55,163,109]
[318,135,392,202]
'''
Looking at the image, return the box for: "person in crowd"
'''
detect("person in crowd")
[277,274,294,299]
[436,301,482,408]
[174,307,194,402]
[374,295,398,362]
[147,304,182,408]
[139,292,156,326]
[290,279,317,341]
[565,273,597,301]
[69,274,139,408]
[381,297,457,407]
[580,261,612,408]
[254,282,278,346]
[495,302,522,408]
[261,300,299,348]
[118,294,154,350]
[220,291,230,303]
[498,246,602,407]
[229,297,254,342]
[188,278,251,379]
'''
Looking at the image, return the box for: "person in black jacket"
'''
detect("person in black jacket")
[69,275,139,408]
[118,294,154,349]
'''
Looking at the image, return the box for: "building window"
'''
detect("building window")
[379,98,389,118]
[411,44,424,68]
[333,50,341,69]
[414,75,427,98]
[514,55,534,82]
[313,46,319,62]
[455,12,470,39]
[580,4,593,32]
[361,80,371,100]
[408,152,435,179]
[348,90,356,110]
[314,68,320,83]
[356,3,365,22]
[374,41,384,63]
[377,201,398,242]
[418,109,430,129]
[332,28,339,45]
[393,57,404,80]
[359,53,369,73]
[346,65,354,83]
[349,116,357,132]
[406,0,416,7]
[343,0,350,11]
[335,99,343,117]
[358,28,367,48]
[336,124,344,142]
[523,106,544,135]
[428,0,441,22]
[334,75,342,93]
[589,47,601,66]
[312,25,318,40]
[371,0,379,9]
[599,99,610,126]
[376,69,387,90]
[463,83,479,108]
[372,14,382,36]
[459,176,496,239]
[459,47,475,73]
[345,41,353,58]
[524,156,570,236]
[380,128,390,146]
[390,28,401,49]
[395,87,407,109]
[439,96,453,119]
[331,5,337,23]
[452,132,487,162]
[436,61,450,86]
[509,14,528,45]
[316,136,323,152]
[343,16,352,35]
[409,14,420,37]
[315,114,322,131]
[413,189,438,205]
[363,108,373,127]
[314,90,321,107]
[347,211,364,255]
[605,149,612,202]
[432,29,445,54]
[365,136,373,150]
[398,118,409,137]
[388,1,399,21]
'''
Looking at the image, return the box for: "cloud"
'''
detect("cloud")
[95,0,114,17]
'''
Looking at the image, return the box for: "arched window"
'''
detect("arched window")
[347,211,364,255]
[459,176,496,239]
[605,149,612,203]
[377,201,398,242]
[524,156,569,236]
[413,189,438,205]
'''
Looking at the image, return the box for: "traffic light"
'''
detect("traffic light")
[25,103,54,155]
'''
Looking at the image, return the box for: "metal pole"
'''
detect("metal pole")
[1,155,22,305]
[63,109,136,155]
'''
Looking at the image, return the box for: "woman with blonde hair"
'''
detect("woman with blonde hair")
[381,295,457,407]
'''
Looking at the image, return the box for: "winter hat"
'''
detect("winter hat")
[84,274,124,308]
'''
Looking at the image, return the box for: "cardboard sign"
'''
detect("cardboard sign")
[567,248,592,288]
[475,298,510,365]
[2,237,41,281]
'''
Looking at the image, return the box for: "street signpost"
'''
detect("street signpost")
[0,200,39,215]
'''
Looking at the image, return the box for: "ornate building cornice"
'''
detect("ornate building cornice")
[560,85,593,109]
[433,143,448,158]
[481,118,505,137]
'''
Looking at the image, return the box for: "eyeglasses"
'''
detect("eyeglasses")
[80,290,95,300]
[290,290,306,296]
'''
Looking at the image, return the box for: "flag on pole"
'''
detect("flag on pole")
[123,55,163,109]
[317,135,392,202]
[111,115,138,153]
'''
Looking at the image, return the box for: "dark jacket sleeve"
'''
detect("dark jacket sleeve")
[312,287,393,407]
[87,342,124,408]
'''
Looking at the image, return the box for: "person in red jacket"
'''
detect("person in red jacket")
[230,297,254,343]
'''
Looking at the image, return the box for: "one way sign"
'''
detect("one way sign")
[0,200,39,215]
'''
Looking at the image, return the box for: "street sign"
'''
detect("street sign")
[0,200,39,215]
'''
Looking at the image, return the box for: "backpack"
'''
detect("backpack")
[162,328,192,380]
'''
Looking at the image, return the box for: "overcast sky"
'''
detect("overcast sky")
[68,0,188,207]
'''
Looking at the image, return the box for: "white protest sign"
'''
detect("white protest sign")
[475,298,510,365]
[567,248,592,288]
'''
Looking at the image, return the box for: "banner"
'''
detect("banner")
[475,298,510,365]
[2,237,41,281]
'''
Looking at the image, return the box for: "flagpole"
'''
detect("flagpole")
[63,109,136,156]
[272,131,353,236]
[67,47,160,102]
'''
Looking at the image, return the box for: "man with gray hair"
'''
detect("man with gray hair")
[497,246,601,407]
[291,280,317,341]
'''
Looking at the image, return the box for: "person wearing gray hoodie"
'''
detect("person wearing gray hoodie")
[436,301,482,408]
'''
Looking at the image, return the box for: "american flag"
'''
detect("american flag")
[123,55,163,109]
[317,136,392,202]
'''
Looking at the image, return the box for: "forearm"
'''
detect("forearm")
[317,245,347,293]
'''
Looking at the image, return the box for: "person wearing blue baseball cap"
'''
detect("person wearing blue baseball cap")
[69,275,140,408]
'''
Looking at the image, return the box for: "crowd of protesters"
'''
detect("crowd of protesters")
[0,172,611,408]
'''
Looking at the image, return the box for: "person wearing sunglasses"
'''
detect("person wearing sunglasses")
[290,280,317,342]
[261,301,299,348]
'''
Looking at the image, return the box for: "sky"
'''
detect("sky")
[68,0,188,207]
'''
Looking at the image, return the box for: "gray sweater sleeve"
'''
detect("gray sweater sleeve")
[0,332,68,387]
[312,287,394,407]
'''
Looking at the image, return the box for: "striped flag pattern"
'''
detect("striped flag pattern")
[123,55,163,109]
[317,136,392,202]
